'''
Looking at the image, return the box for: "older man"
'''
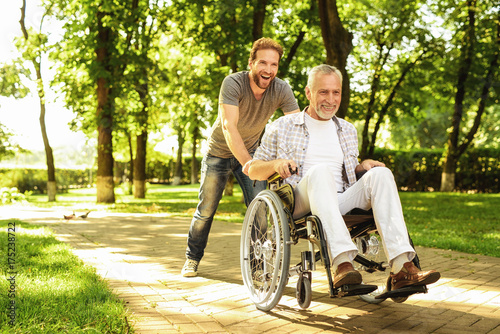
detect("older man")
[248,64,440,290]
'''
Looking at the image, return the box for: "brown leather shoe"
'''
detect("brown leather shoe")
[390,261,440,290]
[333,262,362,288]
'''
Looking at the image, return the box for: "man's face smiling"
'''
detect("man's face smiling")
[249,49,280,90]
[306,73,342,121]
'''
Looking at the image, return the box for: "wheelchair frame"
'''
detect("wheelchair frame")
[240,172,427,311]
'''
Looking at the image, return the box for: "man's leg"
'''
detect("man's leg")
[293,164,361,287]
[293,164,358,264]
[337,166,415,263]
[185,155,231,263]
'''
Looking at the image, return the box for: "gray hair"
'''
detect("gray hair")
[307,64,343,89]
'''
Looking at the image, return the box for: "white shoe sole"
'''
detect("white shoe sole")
[182,271,198,277]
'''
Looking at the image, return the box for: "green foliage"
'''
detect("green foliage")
[0,168,94,194]
[372,147,500,192]
[2,145,498,193]
[0,220,133,332]
[0,169,46,194]
[146,157,173,183]
[145,155,202,184]
[3,0,497,196]
[0,61,30,99]
[0,187,29,205]
[474,104,500,148]
[0,124,27,161]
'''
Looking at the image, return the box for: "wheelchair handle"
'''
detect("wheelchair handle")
[267,165,297,183]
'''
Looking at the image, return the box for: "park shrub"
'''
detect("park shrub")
[0,168,94,194]
[0,187,29,204]
[1,148,498,192]
[145,156,201,185]
[146,157,174,183]
[372,147,500,192]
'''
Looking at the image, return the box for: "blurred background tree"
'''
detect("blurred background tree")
[0,0,498,200]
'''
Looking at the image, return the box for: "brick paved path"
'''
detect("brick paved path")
[5,208,500,334]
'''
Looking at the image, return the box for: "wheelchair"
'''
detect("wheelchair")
[240,171,428,311]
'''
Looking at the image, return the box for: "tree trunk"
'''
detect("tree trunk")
[252,0,268,41]
[440,155,457,192]
[279,31,306,78]
[317,0,353,119]
[127,132,134,194]
[278,2,315,78]
[360,45,389,159]
[95,9,115,203]
[36,62,56,201]
[367,52,426,156]
[172,128,184,185]
[134,130,147,198]
[440,13,499,191]
[191,125,199,184]
[20,0,56,201]
[440,0,475,192]
[39,87,56,202]
[134,81,148,198]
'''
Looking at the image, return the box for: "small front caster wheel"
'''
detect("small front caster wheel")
[296,273,312,309]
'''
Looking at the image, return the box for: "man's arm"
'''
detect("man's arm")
[355,159,386,174]
[220,103,252,169]
[249,159,297,181]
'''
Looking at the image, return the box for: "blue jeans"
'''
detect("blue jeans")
[185,154,266,261]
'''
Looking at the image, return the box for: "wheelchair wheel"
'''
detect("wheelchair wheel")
[240,190,291,311]
[354,233,389,304]
[296,273,312,310]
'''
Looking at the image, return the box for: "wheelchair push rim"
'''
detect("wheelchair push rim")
[240,190,291,311]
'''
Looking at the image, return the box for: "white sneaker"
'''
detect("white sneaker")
[181,259,199,277]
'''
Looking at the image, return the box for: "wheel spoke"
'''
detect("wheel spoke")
[240,191,291,311]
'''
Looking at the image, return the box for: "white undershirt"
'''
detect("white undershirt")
[304,113,344,192]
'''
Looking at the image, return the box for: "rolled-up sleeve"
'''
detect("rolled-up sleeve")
[253,123,278,162]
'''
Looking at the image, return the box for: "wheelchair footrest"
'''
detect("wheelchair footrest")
[375,285,428,299]
[332,284,378,298]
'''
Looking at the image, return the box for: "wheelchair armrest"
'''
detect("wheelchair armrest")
[267,166,296,189]
[267,172,283,184]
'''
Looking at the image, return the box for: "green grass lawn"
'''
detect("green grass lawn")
[29,183,248,222]
[28,184,500,257]
[0,220,133,333]
[399,192,500,258]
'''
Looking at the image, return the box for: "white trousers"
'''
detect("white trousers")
[292,164,415,265]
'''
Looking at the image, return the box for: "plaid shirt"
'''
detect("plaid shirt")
[253,108,360,191]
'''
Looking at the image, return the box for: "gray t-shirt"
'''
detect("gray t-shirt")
[206,71,299,158]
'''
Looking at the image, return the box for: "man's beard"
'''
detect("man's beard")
[251,71,274,89]
[315,104,337,120]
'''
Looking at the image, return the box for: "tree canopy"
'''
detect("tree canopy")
[1,0,498,196]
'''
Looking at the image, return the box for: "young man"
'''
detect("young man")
[248,64,440,290]
[182,38,300,277]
